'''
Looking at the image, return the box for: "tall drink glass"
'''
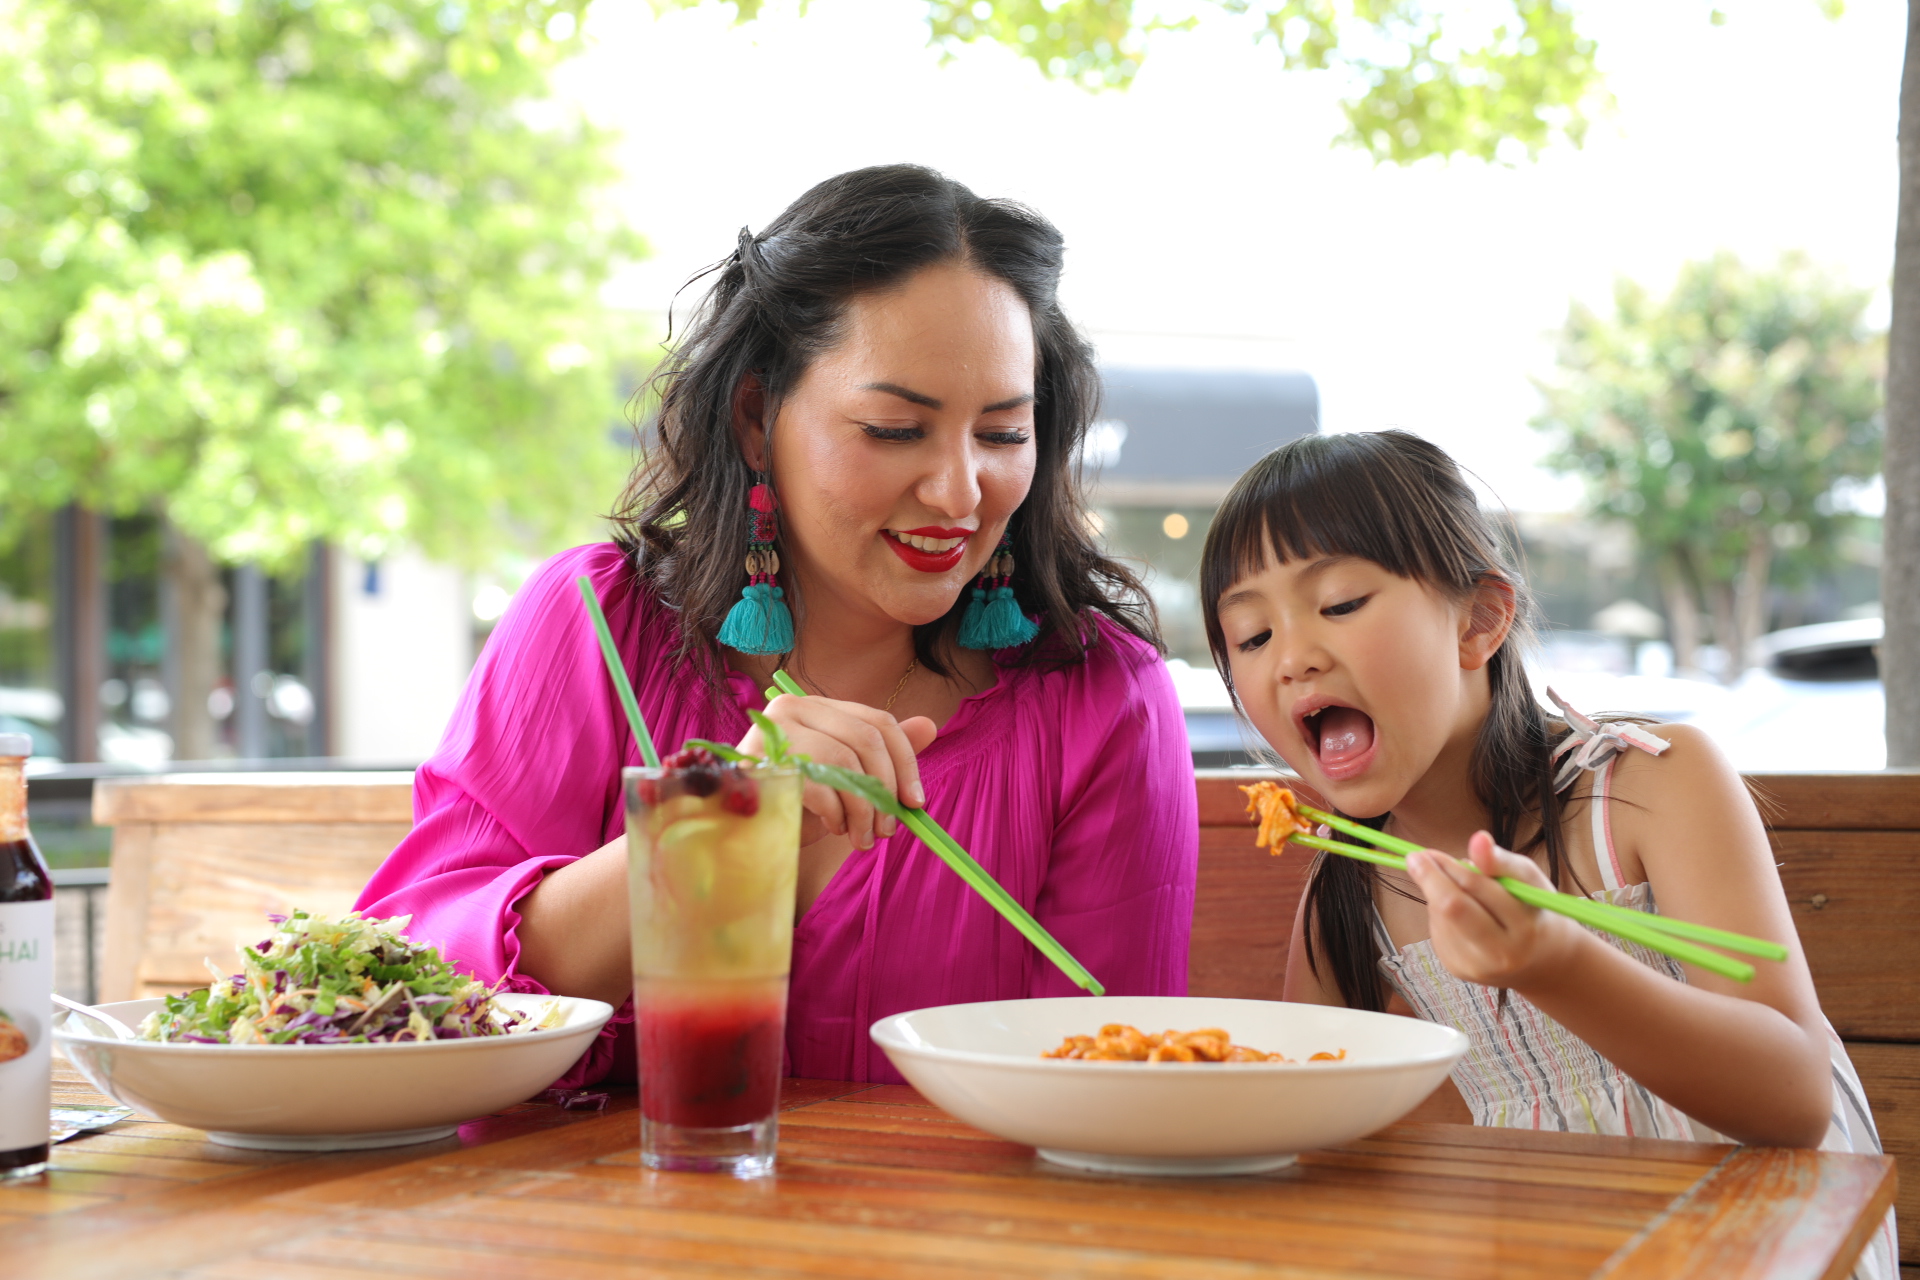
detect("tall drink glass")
[625,758,801,1177]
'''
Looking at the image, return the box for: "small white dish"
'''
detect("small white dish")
[871,995,1467,1176]
[54,993,613,1149]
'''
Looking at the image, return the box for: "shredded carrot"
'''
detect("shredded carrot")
[1239,781,1312,854]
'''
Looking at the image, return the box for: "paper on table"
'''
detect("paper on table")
[51,1104,133,1144]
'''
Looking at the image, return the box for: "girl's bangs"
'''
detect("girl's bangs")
[1203,434,1473,611]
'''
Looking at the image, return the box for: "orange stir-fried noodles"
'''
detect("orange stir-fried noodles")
[1042,1023,1346,1064]
[1240,781,1313,853]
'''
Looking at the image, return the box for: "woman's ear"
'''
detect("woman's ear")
[1459,574,1517,672]
[731,373,770,471]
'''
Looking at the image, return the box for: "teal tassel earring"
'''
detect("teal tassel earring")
[717,481,795,654]
[958,533,1038,650]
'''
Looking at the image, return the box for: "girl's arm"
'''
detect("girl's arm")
[1408,724,1831,1147]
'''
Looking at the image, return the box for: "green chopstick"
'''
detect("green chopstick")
[1288,831,1755,982]
[576,576,660,769]
[1294,800,1788,963]
[765,667,1105,996]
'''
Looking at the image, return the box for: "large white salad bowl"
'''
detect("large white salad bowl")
[871,995,1467,1175]
[54,993,613,1150]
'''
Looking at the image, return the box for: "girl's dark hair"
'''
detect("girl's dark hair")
[612,164,1156,682]
[1200,430,1572,1012]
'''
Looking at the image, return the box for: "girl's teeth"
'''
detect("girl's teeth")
[894,533,964,552]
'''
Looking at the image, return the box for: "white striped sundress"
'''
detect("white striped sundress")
[1371,751,1897,1280]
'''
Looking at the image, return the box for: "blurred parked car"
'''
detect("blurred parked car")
[1170,620,1887,772]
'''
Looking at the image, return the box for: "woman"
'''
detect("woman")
[356,165,1199,1086]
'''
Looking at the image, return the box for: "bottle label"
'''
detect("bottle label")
[0,900,53,1153]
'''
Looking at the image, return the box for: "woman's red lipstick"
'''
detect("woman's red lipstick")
[884,526,971,573]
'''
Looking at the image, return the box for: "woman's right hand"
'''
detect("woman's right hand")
[741,694,937,849]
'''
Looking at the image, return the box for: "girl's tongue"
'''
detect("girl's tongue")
[1318,706,1376,767]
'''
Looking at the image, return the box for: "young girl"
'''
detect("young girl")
[1201,430,1894,1280]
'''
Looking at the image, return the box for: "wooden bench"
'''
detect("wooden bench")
[95,767,1916,1267]
[94,773,413,1003]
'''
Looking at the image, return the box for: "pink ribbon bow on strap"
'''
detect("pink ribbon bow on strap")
[1546,686,1670,794]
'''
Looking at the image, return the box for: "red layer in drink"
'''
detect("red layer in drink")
[637,984,786,1129]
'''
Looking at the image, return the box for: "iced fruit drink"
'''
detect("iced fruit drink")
[625,751,800,1175]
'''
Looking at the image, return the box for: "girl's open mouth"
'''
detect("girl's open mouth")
[1302,704,1378,781]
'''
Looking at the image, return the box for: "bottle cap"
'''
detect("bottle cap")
[0,732,31,758]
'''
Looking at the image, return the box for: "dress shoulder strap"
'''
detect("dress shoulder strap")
[1546,686,1672,794]
[1546,687,1670,893]
[1590,754,1627,892]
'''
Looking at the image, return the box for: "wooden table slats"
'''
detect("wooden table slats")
[8,1062,1894,1280]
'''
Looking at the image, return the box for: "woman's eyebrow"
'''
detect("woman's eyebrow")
[860,383,1035,414]
[862,381,941,409]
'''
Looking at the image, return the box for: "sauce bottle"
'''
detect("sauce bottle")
[0,731,51,1178]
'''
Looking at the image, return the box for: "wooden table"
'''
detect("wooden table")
[4,1065,1894,1279]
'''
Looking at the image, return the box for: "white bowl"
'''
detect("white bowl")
[871,995,1467,1176]
[54,994,614,1150]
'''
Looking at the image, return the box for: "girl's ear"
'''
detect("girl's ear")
[1459,574,1517,672]
[731,372,770,471]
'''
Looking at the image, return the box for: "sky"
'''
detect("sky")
[557,0,1904,511]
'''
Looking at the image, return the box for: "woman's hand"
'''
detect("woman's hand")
[1405,832,1582,990]
[742,693,938,849]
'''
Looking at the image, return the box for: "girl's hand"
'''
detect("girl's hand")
[741,693,937,849]
[1406,832,1581,990]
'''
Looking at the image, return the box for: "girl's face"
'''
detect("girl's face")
[744,262,1038,630]
[1216,551,1503,817]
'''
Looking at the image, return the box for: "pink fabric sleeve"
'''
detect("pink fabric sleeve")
[1026,630,1198,999]
[355,543,643,1089]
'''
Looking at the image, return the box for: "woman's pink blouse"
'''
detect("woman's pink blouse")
[355,543,1198,1086]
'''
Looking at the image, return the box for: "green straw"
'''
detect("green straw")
[576,576,660,769]
[1292,800,1787,963]
[767,667,1104,996]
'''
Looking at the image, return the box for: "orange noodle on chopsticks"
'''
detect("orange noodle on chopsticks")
[1238,783,1786,983]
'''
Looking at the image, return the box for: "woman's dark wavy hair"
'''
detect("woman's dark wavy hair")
[612,163,1157,683]
[1199,430,1576,1013]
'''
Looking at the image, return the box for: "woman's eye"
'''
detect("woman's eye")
[1324,596,1369,618]
[1235,629,1272,653]
[862,425,924,443]
[977,429,1031,446]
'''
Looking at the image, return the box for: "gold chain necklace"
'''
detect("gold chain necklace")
[774,656,918,713]
[883,659,918,712]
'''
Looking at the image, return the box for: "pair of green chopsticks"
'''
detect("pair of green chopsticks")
[1283,799,1788,983]
[574,577,1104,996]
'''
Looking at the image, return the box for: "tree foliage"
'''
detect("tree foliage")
[0,0,644,572]
[666,0,1608,163]
[1534,254,1884,673]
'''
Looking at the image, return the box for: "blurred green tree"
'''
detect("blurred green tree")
[0,0,643,755]
[670,0,1609,164]
[1534,255,1884,678]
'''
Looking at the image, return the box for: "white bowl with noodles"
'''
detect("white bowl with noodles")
[871,995,1467,1176]
[53,993,613,1150]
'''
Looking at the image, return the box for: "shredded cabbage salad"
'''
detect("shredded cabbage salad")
[136,910,557,1045]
